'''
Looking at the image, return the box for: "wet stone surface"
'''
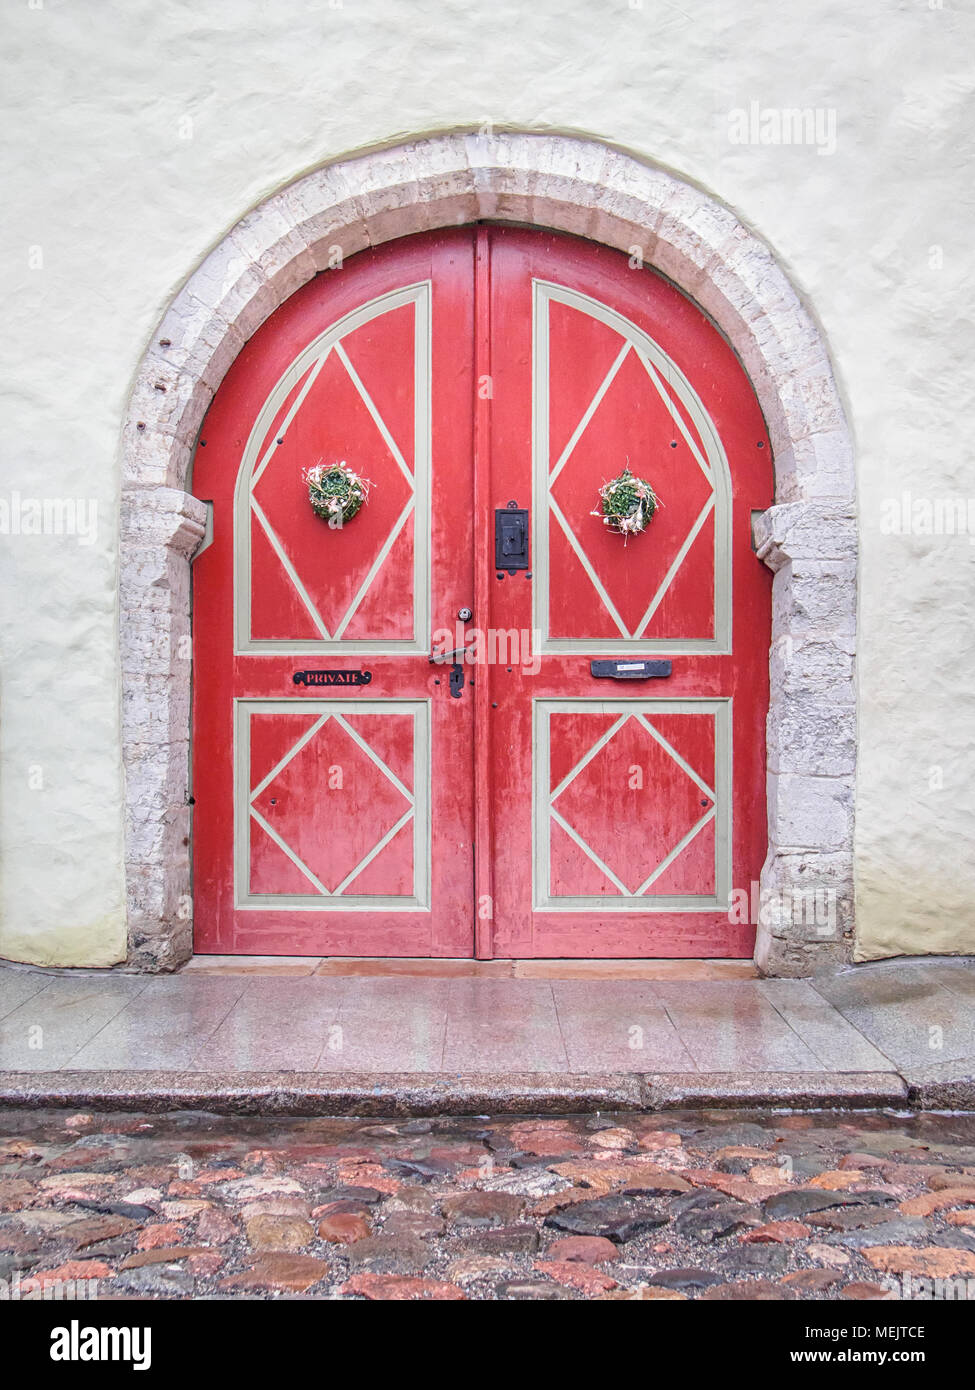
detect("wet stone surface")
[3,1108,975,1299]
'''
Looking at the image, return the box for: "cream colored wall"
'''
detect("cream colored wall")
[1,0,972,966]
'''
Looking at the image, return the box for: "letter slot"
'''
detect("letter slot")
[590,659,672,680]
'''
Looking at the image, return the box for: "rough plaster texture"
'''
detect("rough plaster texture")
[0,0,972,970]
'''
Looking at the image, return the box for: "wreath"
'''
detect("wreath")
[303,461,371,525]
[591,466,660,540]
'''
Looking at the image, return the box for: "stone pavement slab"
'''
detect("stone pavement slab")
[0,957,972,1110]
[651,980,826,1072]
[0,976,150,1070]
[812,958,975,1070]
[0,968,52,1017]
[67,978,246,1070]
[321,977,451,1072]
[552,980,696,1073]
[194,976,347,1071]
[443,980,568,1072]
[756,979,892,1072]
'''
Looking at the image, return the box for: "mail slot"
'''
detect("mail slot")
[590,659,672,680]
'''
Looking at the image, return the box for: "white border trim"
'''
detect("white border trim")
[234,282,432,655]
[533,697,731,912]
[532,281,732,654]
[235,698,431,910]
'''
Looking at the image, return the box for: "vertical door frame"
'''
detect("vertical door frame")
[118,132,856,977]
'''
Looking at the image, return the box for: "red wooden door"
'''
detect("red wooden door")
[192,231,477,956]
[478,229,772,958]
[191,226,771,958]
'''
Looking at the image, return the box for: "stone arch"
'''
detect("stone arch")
[121,132,856,974]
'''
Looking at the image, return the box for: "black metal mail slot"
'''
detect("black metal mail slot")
[293,669,372,687]
[590,659,672,680]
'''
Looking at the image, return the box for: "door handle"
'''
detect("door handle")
[429,648,470,664]
[429,649,468,698]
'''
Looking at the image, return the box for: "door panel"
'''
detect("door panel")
[240,285,428,651]
[241,700,427,905]
[539,699,727,907]
[192,232,476,956]
[481,229,772,958]
[537,282,727,650]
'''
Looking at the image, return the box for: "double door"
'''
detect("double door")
[191,226,772,958]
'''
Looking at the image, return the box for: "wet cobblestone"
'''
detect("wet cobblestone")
[2,1108,975,1299]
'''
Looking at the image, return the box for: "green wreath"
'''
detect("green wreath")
[592,466,660,539]
[303,461,371,525]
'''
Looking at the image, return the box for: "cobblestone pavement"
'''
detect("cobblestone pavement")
[3,1108,975,1300]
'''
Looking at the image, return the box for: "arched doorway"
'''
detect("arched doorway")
[190,226,772,958]
[120,133,856,976]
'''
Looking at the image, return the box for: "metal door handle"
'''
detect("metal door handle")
[429,648,470,664]
[430,649,468,698]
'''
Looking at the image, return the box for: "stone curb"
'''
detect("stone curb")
[0,1069,915,1116]
[642,1071,909,1111]
[0,1071,645,1116]
[901,1068,975,1112]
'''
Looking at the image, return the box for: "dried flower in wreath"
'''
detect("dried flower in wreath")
[591,465,661,541]
[303,460,371,527]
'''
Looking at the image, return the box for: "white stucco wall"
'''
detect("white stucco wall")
[1,0,973,967]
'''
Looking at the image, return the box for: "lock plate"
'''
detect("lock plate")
[494,505,529,571]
